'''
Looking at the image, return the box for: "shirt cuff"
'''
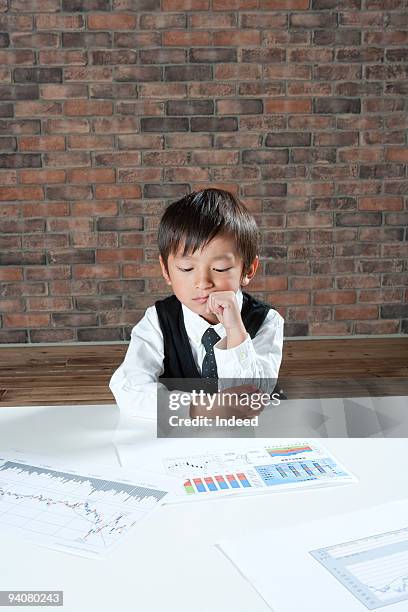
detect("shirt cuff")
[213,333,258,378]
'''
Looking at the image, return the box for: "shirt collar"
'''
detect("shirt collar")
[181,289,243,346]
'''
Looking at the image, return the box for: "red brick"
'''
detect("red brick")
[164,167,210,181]
[213,30,260,45]
[314,291,356,305]
[0,267,23,281]
[22,202,69,217]
[19,169,66,184]
[71,201,118,216]
[385,148,408,162]
[118,168,161,182]
[44,118,90,134]
[359,197,403,211]
[287,213,332,228]
[0,186,43,201]
[44,151,91,167]
[288,183,334,197]
[251,277,288,291]
[88,14,137,30]
[5,313,50,328]
[19,136,65,152]
[92,116,138,134]
[64,66,112,81]
[0,170,17,185]
[163,0,209,8]
[10,0,59,9]
[15,101,62,117]
[290,277,333,290]
[123,263,161,278]
[355,321,400,334]
[26,297,72,311]
[74,264,120,279]
[67,135,113,150]
[25,266,70,281]
[66,168,115,184]
[96,248,143,263]
[39,50,87,65]
[0,299,24,312]
[65,100,113,116]
[215,63,262,80]
[95,184,141,199]
[337,275,380,289]
[48,218,93,232]
[0,50,34,65]
[163,31,210,46]
[267,292,310,306]
[40,84,88,99]
[335,305,378,320]
[262,0,308,5]
[30,329,75,342]
[265,99,312,113]
[36,14,84,29]
[309,322,352,335]
[359,288,402,303]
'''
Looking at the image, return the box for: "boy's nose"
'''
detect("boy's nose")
[194,271,214,289]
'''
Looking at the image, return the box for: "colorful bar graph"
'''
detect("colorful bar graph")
[313,462,325,473]
[300,463,314,476]
[277,466,288,478]
[289,465,300,477]
[204,477,217,491]
[237,472,251,488]
[226,474,240,488]
[193,478,206,493]
[183,479,195,495]
[215,475,228,490]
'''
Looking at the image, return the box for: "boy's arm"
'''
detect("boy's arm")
[109,306,165,420]
[189,299,284,418]
[214,308,285,382]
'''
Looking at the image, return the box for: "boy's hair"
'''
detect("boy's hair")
[158,188,259,275]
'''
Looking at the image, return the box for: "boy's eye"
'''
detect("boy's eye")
[177,266,232,272]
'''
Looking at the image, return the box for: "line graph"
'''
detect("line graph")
[311,527,408,609]
[0,455,169,557]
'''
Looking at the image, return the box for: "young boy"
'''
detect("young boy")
[109,188,284,422]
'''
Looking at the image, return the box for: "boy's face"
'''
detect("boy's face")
[159,234,258,324]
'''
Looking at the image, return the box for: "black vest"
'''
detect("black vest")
[155,292,271,392]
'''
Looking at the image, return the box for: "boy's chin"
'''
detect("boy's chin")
[199,313,219,324]
[189,301,218,323]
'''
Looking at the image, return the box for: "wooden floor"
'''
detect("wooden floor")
[0,338,407,406]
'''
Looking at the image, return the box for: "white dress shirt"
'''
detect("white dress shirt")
[109,289,284,420]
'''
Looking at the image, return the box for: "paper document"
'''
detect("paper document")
[218,498,408,612]
[140,439,357,504]
[0,452,173,558]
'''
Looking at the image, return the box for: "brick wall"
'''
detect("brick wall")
[0,0,407,343]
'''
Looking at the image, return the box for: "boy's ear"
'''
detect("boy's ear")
[241,255,259,287]
[159,255,172,286]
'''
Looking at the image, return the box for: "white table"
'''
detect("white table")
[0,403,407,612]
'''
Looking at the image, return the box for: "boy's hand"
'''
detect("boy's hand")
[190,384,264,420]
[205,291,247,348]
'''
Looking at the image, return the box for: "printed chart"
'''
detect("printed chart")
[161,441,356,501]
[0,454,170,558]
[311,527,408,609]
